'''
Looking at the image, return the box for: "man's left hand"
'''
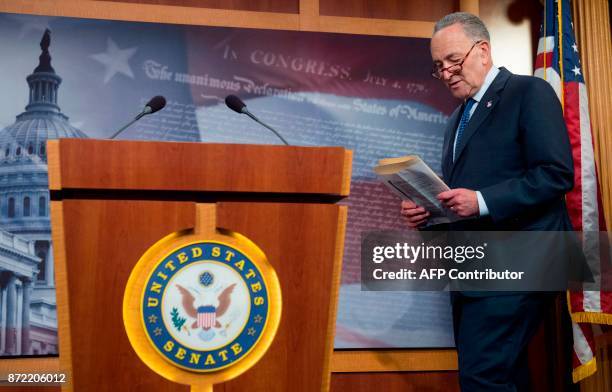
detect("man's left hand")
[437,188,479,217]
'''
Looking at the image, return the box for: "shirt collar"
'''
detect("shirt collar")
[471,66,499,103]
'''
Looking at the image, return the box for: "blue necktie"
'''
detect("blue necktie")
[454,98,476,161]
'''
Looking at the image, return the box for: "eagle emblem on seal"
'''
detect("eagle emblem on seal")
[176,284,236,330]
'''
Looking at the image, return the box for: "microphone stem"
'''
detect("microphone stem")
[244,111,289,146]
[110,116,140,140]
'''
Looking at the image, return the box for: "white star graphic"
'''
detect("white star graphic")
[90,38,138,84]
[572,43,578,52]
[572,66,581,76]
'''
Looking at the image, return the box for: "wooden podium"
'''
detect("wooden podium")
[48,139,352,392]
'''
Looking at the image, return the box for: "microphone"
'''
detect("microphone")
[138,95,166,118]
[225,94,246,114]
[110,95,167,139]
[224,95,289,145]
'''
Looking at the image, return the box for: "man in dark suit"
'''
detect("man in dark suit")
[401,12,575,391]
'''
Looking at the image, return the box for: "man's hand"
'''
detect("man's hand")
[437,188,479,217]
[401,199,430,228]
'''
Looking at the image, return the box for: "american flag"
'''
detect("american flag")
[535,0,611,383]
[197,305,216,329]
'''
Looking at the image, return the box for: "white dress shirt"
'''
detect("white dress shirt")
[452,66,499,216]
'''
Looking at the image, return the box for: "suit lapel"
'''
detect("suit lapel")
[449,68,512,179]
[442,106,462,179]
[452,94,500,163]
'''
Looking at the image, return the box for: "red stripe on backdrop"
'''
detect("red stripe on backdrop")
[534,52,554,70]
[335,325,391,347]
[563,82,583,231]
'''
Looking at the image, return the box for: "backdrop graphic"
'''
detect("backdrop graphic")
[0,13,458,356]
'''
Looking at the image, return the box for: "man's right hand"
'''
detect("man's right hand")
[400,200,430,228]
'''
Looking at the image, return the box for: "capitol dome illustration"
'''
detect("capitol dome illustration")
[0,29,87,355]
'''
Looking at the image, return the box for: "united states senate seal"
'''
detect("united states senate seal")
[143,241,269,372]
[123,216,281,387]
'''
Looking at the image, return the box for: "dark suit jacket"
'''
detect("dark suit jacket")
[438,68,579,296]
[441,67,574,231]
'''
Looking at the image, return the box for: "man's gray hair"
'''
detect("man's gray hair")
[433,12,490,42]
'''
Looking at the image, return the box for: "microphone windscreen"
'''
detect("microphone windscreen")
[225,95,246,113]
[145,95,166,114]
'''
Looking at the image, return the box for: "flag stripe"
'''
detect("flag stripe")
[536,36,555,54]
[572,322,594,364]
[563,81,583,230]
[535,52,554,70]
[578,83,599,233]
[571,322,597,382]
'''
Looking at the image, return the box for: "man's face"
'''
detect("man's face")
[430,24,489,100]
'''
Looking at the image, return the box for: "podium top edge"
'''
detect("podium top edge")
[49,138,350,149]
[48,139,353,197]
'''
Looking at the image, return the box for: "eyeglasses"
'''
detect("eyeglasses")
[431,40,482,80]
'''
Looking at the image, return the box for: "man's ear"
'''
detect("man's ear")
[479,41,492,65]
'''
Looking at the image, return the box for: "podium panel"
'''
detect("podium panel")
[49,139,351,391]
